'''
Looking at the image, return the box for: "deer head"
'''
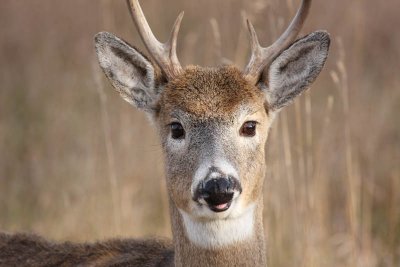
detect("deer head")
[94,0,329,251]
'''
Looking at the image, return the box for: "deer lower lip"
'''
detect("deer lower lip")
[208,201,232,212]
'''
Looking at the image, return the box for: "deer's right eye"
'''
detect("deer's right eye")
[170,122,185,139]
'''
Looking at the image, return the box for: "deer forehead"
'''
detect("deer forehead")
[158,66,266,121]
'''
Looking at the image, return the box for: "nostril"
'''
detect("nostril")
[204,179,215,194]
[228,176,242,194]
[228,176,233,186]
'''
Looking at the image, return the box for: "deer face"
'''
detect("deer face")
[158,66,270,220]
[95,0,329,247]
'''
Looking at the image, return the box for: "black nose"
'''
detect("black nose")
[199,178,237,210]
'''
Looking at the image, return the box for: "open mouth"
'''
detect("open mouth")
[203,192,234,213]
[207,201,232,212]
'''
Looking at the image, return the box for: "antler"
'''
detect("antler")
[243,0,312,84]
[127,0,184,80]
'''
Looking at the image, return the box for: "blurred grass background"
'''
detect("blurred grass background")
[0,0,399,266]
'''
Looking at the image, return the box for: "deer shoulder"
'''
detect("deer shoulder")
[0,232,174,267]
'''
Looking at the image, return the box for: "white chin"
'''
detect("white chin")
[179,202,256,248]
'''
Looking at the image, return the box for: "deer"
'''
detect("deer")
[0,0,330,266]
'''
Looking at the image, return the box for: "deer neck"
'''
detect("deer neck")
[168,197,267,267]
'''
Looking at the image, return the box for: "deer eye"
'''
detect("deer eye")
[240,121,257,137]
[170,122,185,139]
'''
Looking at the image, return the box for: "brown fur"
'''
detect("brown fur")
[159,66,265,120]
[156,67,270,214]
[0,232,173,267]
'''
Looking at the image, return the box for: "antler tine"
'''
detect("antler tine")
[244,20,265,83]
[127,0,184,80]
[244,0,312,84]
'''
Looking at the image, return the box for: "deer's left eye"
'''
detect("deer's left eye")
[240,121,257,137]
[170,122,185,139]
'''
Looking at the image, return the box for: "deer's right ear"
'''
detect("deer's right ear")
[94,32,159,112]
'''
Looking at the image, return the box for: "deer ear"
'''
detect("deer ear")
[260,31,330,112]
[94,32,160,112]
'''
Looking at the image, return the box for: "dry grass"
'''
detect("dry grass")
[0,0,399,266]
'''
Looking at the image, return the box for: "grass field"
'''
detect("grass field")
[0,0,399,266]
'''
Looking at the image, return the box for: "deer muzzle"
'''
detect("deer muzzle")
[195,176,242,212]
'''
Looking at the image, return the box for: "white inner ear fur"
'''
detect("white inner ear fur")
[263,31,330,111]
[268,42,326,96]
[102,46,143,88]
[95,32,157,110]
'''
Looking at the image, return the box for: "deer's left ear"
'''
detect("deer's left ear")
[259,31,330,112]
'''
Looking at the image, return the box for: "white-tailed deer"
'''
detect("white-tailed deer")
[0,0,329,266]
